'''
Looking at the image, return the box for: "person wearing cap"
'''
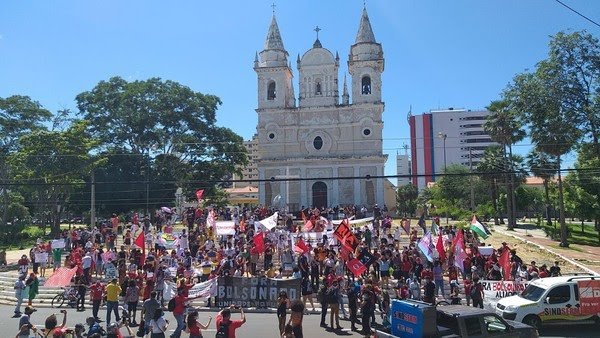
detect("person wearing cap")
[17,306,37,338]
[13,275,26,317]
[105,278,122,324]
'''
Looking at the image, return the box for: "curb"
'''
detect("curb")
[497,229,598,275]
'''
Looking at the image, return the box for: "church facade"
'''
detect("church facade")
[254,8,387,211]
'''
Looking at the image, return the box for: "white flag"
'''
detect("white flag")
[258,212,279,230]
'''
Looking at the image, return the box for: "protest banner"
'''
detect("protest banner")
[216,221,236,236]
[34,252,48,264]
[332,217,374,225]
[51,239,65,249]
[189,278,218,298]
[334,220,359,252]
[577,280,600,315]
[481,280,528,303]
[216,276,301,308]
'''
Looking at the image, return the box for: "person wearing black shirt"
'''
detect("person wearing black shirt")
[549,261,562,277]
[423,277,436,305]
[318,285,328,327]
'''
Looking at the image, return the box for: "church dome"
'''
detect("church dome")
[299,46,335,67]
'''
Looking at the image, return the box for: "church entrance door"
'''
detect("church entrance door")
[312,181,328,208]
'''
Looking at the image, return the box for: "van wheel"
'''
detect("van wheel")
[523,315,541,330]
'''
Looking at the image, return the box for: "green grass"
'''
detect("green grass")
[541,222,600,247]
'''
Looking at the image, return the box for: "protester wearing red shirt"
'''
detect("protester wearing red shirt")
[215,305,246,338]
[172,290,202,338]
[89,281,104,320]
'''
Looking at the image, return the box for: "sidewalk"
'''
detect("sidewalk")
[495,223,600,275]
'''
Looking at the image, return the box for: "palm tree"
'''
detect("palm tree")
[527,149,559,226]
[477,146,505,225]
[485,100,526,230]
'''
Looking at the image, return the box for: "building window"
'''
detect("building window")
[268,133,275,140]
[361,76,371,95]
[315,81,322,95]
[267,81,276,100]
[313,136,323,150]
[363,128,371,136]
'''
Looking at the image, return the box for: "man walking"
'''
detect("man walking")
[13,275,26,317]
[89,280,104,321]
[105,278,121,324]
[318,285,328,327]
[142,291,161,336]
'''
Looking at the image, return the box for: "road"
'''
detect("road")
[1,305,598,338]
[0,304,367,337]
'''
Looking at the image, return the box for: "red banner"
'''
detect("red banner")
[44,267,77,287]
[347,258,367,276]
[498,249,511,281]
[578,280,600,315]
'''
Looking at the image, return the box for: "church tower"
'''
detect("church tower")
[254,15,295,109]
[297,29,339,107]
[348,8,384,104]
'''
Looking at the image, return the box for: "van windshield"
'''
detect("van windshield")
[520,285,545,301]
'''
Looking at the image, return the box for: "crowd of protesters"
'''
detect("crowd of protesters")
[10,203,565,338]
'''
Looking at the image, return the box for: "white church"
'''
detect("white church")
[254,8,387,211]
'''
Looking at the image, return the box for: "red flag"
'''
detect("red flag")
[134,231,144,249]
[347,258,367,276]
[195,189,205,201]
[253,232,265,253]
[134,231,146,266]
[498,248,511,280]
[294,238,309,254]
[301,211,308,222]
[436,234,446,261]
[303,220,314,232]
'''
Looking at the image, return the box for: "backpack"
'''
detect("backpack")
[167,298,177,312]
[215,322,230,338]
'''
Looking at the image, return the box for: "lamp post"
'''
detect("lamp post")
[437,132,447,171]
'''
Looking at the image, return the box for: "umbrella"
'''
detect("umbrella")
[161,207,173,214]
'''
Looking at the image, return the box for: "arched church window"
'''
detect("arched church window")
[315,81,322,95]
[267,81,276,100]
[361,76,371,95]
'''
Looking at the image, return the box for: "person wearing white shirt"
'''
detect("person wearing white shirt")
[82,252,92,283]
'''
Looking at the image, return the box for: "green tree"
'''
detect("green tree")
[505,67,581,247]
[0,95,53,228]
[568,144,600,233]
[527,149,559,226]
[546,31,600,155]
[75,77,248,206]
[9,120,103,235]
[396,184,418,217]
[484,99,526,230]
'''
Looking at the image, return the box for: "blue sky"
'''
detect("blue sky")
[1,0,599,177]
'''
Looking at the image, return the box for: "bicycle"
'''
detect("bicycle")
[51,286,81,308]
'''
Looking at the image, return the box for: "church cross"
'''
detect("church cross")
[314,26,321,40]
[271,2,276,14]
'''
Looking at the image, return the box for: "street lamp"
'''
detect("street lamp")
[437,132,447,171]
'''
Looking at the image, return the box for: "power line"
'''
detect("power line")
[554,0,600,28]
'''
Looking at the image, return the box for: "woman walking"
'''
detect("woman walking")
[300,278,316,313]
[328,280,342,330]
[186,310,211,338]
[25,273,38,306]
[124,279,140,326]
[277,291,289,336]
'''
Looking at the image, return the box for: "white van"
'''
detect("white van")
[495,275,600,329]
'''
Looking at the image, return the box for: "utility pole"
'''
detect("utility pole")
[90,170,96,227]
[469,147,475,211]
